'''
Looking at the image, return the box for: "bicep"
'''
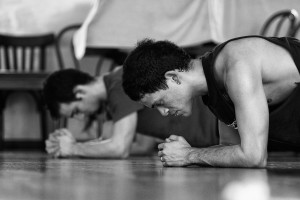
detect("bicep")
[110,112,138,148]
[226,61,269,156]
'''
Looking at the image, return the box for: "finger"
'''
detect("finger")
[46,146,59,154]
[61,128,74,137]
[46,149,59,156]
[49,133,61,140]
[168,135,180,141]
[161,156,168,163]
[53,130,64,137]
[165,138,173,143]
[59,128,70,136]
[46,142,59,150]
[158,150,164,157]
[162,161,169,167]
[158,143,165,150]
[48,137,59,144]
[46,145,60,155]
[45,140,59,148]
[54,129,66,136]
[177,136,186,142]
[47,134,60,141]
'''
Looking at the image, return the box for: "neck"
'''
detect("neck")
[188,58,208,97]
[91,75,108,101]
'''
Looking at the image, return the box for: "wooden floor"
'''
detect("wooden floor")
[0,152,300,200]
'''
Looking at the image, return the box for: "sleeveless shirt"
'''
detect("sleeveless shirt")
[201,35,300,147]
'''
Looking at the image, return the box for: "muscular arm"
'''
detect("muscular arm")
[71,112,138,158]
[161,58,269,168]
[188,60,269,167]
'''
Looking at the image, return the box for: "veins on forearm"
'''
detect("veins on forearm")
[187,144,248,167]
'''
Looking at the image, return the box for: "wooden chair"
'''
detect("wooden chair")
[56,24,128,134]
[291,22,300,38]
[55,24,128,75]
[260,9,299,37]
[0,33,56,150]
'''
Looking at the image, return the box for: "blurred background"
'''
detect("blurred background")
[0,0,300,150]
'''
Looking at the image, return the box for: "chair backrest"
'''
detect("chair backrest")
[0,33,55,72]
[291,22,300,38]
[260,9,299,37]
[55,24,127,75]
[55,24,81,70]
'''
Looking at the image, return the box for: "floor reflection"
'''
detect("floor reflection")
[0,152,298,200]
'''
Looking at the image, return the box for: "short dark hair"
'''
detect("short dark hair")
[122,39,191,101]
[43,69,94,119]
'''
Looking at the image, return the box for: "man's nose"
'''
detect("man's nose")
[157,107,169,116]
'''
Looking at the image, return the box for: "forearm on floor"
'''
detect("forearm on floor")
[187,144,267,168]
[71,139,129,158]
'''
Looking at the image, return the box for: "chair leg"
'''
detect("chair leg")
[0,110,4,151]
[40,107,48,150]
[0,92,8,151]
[31,90,48,150]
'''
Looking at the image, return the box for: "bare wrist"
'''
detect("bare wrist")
[187,147,197,165]
[71,142,80,156]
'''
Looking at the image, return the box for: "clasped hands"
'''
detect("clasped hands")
[45,128,76,158]
[158,135,192,167]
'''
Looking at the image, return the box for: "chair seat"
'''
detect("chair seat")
[0,72,49,90]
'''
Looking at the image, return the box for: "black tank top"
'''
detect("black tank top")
[201,35,300,147]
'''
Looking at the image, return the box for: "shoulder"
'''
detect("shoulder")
[220,38,266,63]
[216,37,266,74]
[215,38,265,93]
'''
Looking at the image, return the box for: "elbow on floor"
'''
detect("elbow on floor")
[245,156,267,168]
[113,146,130,159]
[120,151,130,159]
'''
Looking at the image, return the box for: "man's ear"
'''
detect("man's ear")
[165,70,181,84]
[73,85,87,100]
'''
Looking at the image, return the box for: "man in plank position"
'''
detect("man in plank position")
[122,36,300,167]
[44,67,218,158]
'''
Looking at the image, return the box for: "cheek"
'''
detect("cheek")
[91,101,100,110]
[84,99,98,109]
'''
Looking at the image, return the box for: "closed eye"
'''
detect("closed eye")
[152,101,164,109]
